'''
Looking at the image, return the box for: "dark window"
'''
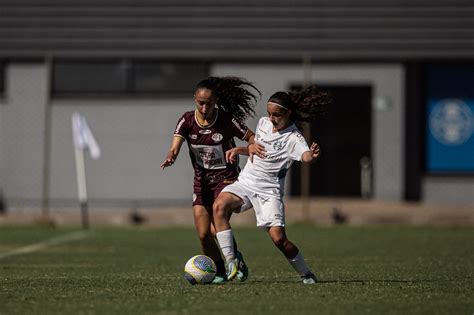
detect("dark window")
[52,60,209,96]
[53,60,129,95]
[134,62,208,95]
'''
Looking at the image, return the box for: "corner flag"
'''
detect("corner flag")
[71,112,101,229]
[72,112,101,160]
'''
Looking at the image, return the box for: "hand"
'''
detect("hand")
[225,148,239,164]
[309,142,320,160]
[160,152,175,170]
[248,143,266,162]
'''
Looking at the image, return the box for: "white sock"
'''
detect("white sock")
[216,229,236,263]
[288,252,311,276]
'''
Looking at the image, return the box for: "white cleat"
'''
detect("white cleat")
[301,272,318,284]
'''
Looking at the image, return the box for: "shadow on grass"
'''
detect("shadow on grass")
[247,278,448,284]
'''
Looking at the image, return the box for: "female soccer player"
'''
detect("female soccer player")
[161,76,264,283]
[212,85,332,284]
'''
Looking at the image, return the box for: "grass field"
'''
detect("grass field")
[0,224,473,314]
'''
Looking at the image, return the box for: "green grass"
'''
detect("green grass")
[0,224,473,314]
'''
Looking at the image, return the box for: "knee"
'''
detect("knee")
[212,198,228,219]
[270,233,287,249]
[197,229,213,244]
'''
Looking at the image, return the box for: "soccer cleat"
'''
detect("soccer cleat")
[211,275,227,284]
[236,251,249,282]
[226,258,239,281]
[301,272,318,284]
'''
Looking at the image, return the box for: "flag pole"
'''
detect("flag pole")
[72,112,100,229]
[74,145,89,229]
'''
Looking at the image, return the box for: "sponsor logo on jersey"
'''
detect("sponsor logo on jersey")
[199,129,212,134]
[190,134,197,140]
[212,133,223,142]
[190,144,226,170]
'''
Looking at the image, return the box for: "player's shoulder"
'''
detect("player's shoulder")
[289,126,306,144]
[258,116,271,127]
[217,108,234,122]
[180,110,195,120]
[176,111,196,126]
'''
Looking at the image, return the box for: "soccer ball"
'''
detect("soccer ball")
[184,255,217,285]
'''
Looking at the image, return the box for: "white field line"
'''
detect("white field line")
[0,231,90,260]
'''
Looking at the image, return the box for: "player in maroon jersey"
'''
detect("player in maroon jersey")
[161,77,264,283]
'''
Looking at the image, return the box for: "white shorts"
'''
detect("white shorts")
[222,181,285,228]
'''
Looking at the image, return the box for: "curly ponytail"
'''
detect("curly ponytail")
[268,85,332,122]
[196,76,261,122]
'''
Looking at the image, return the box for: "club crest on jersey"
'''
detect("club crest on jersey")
[190,134,197,140]
[273,140,284,151]
[199,129,212,134]
[212,133,223,142]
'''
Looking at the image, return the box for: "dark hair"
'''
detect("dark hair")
[196,76,260,122]
[268,85,332,122]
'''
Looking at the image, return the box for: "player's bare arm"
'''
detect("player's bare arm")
[246,133,266,161]
[225,142,267,164]
[243,130,255,143]
[301,142,321,163]
[225,146,249,164]
[161,136,185,169]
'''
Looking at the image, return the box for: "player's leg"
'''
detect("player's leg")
[210,218,248,281]
[267,226,317,284]
[213,191,245,280]
[192,205,226,282]
[213,181,249,281]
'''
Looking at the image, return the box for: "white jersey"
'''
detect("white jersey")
[238,117,310,197]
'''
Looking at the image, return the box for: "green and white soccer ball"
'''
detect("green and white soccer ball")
[184,255,217,285]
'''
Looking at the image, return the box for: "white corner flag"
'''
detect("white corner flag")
[72,112,101,160]
[71,112,101,229]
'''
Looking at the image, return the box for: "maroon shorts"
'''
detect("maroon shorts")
[192,178,236,207]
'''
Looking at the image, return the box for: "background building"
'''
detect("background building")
[0,0,473,210]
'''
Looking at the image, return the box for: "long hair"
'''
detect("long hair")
[268,85,332,122]
[196,76,260,122]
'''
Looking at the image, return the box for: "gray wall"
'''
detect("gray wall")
[424,177,474,206]
[1,64,49,201]
[1,62,473,207]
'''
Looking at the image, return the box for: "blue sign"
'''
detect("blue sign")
[426,65,474,172]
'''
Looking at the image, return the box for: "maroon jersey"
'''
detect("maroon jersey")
[174,109,249,186]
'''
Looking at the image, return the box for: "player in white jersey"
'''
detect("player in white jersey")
[213,85,332,284]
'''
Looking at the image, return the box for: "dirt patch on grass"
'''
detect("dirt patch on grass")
[0,198,472,228]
